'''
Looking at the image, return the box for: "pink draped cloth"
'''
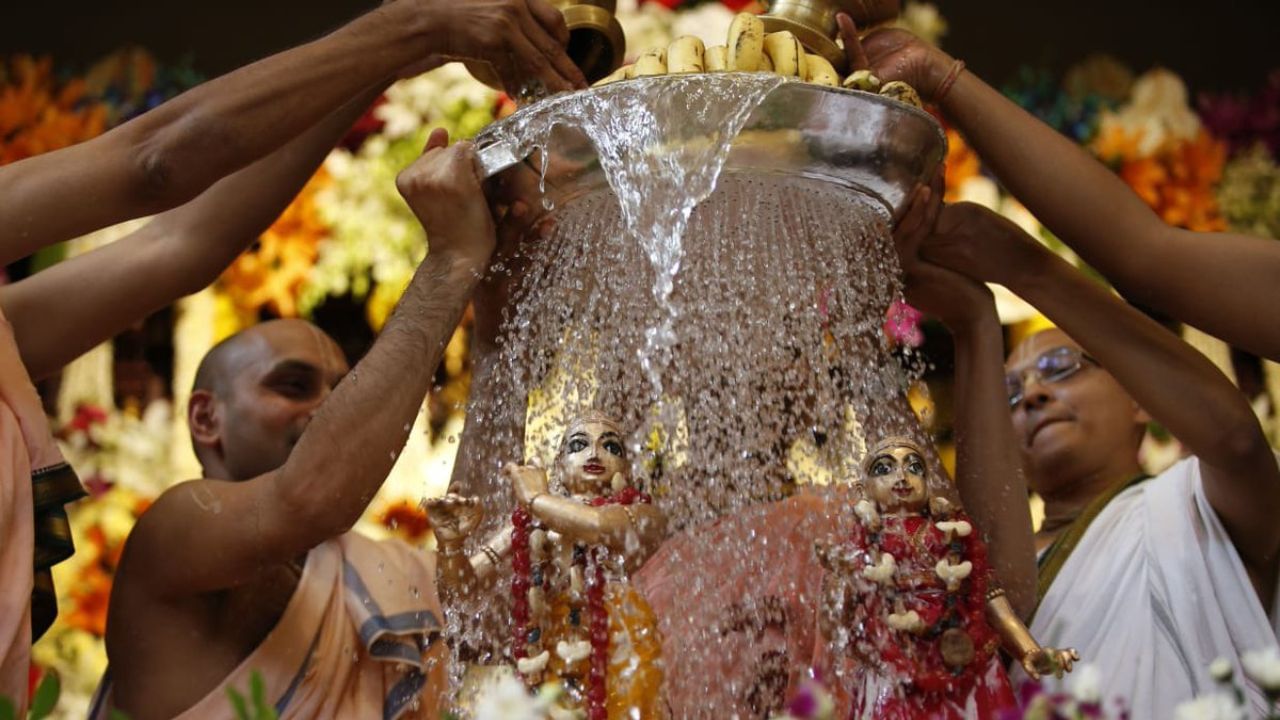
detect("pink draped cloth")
[91,533,448,719]
[0,305,80,713]
[634,492,847,719]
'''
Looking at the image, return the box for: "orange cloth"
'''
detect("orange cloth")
[91,533,448,719]
[0,305,81,713]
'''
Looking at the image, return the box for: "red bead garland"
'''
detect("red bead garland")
[510,487,653,715]
[511,506,534,664]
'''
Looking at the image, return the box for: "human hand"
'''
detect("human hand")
[1021,646,1080,680]
[893,178,996,330]
[838,16,956,103]
[423,493,485,544]
[413,0,586,95]
[917,201,1047,289]
[396,129,497,274]
[504,462,550,507]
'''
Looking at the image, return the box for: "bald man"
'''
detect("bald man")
[94,131,508,719]
[905,200,1280,716]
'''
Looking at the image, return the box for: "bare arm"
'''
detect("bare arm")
[894,183,1037,616]
[0,0,582,265]
[0,84,387,382]
[127,135,499,597]
[925,202,1280,593]
[844,21,1280,361]
[527,495,667,560]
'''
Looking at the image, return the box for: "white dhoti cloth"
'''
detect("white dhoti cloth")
[1027,456,1280,716]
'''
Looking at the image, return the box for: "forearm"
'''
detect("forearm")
[950,310,1037,617]
[3,84,389,381]
[985,591,1041,660]
[940,71,1280,359]
[528,495,666,556]
[0,5,431,257]
[279,251,483,536]
[1007,243,1264,472]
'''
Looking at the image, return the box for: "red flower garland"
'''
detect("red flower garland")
[510,487,652,718]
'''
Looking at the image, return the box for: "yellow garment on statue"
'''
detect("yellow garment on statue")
[543,582,666,719]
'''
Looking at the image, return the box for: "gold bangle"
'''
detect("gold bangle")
[985,586,1006,602]
[481,544,501,566]
[934,59,965,103]
[621,505,639,526]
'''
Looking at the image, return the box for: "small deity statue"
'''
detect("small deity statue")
[427,411,669,720]
[816,436,1078,719]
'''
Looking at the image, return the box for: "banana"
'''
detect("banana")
[704,45,729,72]
[667,35,706,74]
[763,31,806,78]
[593,65,631,87]
[880,80,923,108]
[633,49,667,77]
[842,69,882,91]
[804,53,840,86]
[727,13,765,72]
[758,53,774,73]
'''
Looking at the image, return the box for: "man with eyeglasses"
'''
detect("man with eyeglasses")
[891,187,1280,717]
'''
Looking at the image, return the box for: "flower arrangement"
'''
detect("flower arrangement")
[217,168,333,322]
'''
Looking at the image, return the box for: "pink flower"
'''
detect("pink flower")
[884,298,925,347]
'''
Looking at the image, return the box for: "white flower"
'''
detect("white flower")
[1209,657,1234,683]
[934,559,972,591]
[861,552,896,584]
[556,639,592,665]
[1173,692,1248,720]
[887,610,924,633]
[934,520,972,541]
[1097,68,1200,157]
[1065,663,1102,704]
[1242,646,1280,693]
[894,2,948,46]
[473,672,549,720]
[853,499,879,527]
[516,649,550,676]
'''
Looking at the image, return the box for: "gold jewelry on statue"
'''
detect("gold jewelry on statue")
[621,505,639,526]
[481,545,501,566]
[985,586,1006,602]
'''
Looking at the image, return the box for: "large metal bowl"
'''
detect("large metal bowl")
[474,75,946,218]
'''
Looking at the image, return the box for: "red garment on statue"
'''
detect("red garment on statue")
[830,513,1017,719]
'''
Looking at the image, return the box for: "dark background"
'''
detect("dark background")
[2,1,1277,93]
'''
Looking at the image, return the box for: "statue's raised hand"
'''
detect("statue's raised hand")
[424,493,485,544]
[1022,646,1080,680]
[504,461,550,507]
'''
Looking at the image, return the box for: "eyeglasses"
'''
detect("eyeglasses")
[1006,346,1099,409]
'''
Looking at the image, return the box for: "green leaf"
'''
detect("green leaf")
[0,696,16,720]
[249,671,276,720]
[225,685,250,720]
[28,671,60,720]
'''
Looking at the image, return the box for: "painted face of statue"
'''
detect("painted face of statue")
[558,412,628,496]
[863,438,929,516]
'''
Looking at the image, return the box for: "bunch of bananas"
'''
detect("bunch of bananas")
[593,12,923,108]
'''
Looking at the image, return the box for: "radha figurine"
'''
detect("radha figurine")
[816,436,1078,719]
[428,411,669,719]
